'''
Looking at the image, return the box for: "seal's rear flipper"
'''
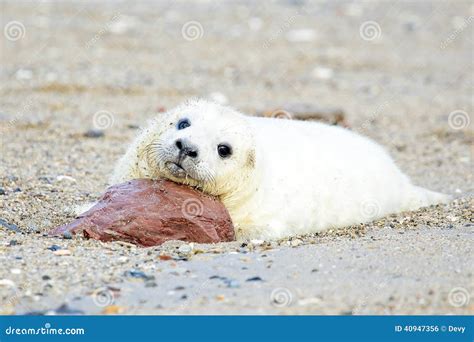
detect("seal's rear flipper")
[410,186,451,209]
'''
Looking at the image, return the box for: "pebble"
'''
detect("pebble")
[0,279,16,287]
[446,215,458,222]
[285,29,317,43]
[49,303,84,315]
[312,67,334,80]
[83,129,105,138]
[10,268,21,275]
[0,219,20,232]
[250,239,264,246]
[102,305,125,314]
[53,249,71,256]
[123,270,155,281]
[0,188,5,195]
[246,276,263,282]
[117,256,129,264]
[62,232,73,239]
[47,244,62,251]
[56,175,77,183]
[178,244,193,254]
[290,238,303,247]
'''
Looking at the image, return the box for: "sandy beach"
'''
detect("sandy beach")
[0,0,472,315]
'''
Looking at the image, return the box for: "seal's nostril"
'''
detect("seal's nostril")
[187,150,198,158]
[175,140,182,150]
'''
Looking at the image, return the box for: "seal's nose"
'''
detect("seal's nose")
[175,139,198,158]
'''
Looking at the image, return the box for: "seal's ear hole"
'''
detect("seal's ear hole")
[246,149,256,168]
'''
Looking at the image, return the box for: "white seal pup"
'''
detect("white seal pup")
[110,99,449,239]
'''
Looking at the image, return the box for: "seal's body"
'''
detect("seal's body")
[111,99,448,239]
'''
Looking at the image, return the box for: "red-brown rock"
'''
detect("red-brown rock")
[51,179,235,247]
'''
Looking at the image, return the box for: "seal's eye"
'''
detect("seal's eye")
[177,119,190,130]
[217,144,232,158]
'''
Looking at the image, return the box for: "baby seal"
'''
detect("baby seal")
[111,99,449,239]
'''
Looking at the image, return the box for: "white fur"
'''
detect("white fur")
[110,99,449,239]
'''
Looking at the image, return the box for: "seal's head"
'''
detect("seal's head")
[146,100,256,197]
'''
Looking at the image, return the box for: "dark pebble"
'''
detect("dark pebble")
[13,187,21,192]
[246,276,263,282]
[62,232,73,239]
[8,240,18,246]
[0,188,5,195]
[24,304,84,316]
[124,269,155,281]
[0,218,20,232]
[42,275,51,280]
[53,303,85,315]
[174,286,185,290]
[47,244,62,251]
[83,129,104,138]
